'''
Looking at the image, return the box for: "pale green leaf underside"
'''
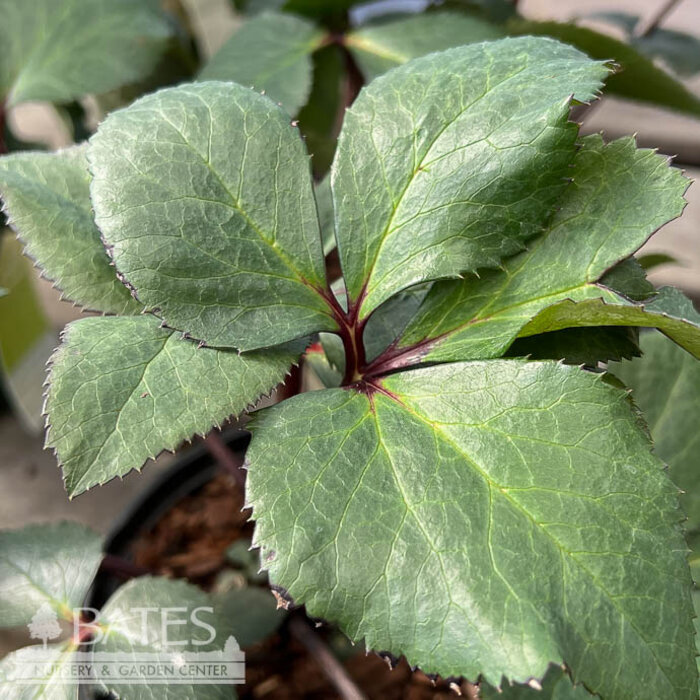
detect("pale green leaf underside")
[519,286,700,358]
[481,665,593,698]
[346,12,504,81]
[305,347,342,388]
[0,643,77,700]
[332,37,609,316]
[96,577,236,700]
[609,331,700,531]
[0,522,102,626]
[46,315,300,497]
[0,0,173,106]
[247,361,695,699]
[0,146,141,315]
[396,135,687,363]
[199,12,323,116]
[88,81,335,351]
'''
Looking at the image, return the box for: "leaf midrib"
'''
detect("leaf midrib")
[6,0,75,104]
[62,332,169,493]
[1,556,69,618]
[372,390,678,693]
[158,101,324,293]
[344,34,411,65]
[369,406,496,653]
[350,61,530,314]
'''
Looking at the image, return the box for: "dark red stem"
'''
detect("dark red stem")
[205,430,245,487]
[323,287,368,385]
[362,334,441,379]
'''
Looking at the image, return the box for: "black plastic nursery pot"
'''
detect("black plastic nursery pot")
[79,427,249,700]
[86,428,248,610]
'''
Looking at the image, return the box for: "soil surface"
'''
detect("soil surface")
[129,471,478,699]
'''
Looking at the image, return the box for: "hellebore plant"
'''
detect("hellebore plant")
[2,35,700,700]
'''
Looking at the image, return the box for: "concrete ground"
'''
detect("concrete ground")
[1,0,699,655]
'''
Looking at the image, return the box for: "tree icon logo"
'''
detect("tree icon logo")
[27,603,62,648]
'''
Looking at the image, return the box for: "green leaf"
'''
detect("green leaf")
[225,541,269,583]
[305,342,343,388]
[88,82,336,351]
[694,589,700,695]
[519,286,700,359]
[435,0,517,24]
[315,175,337,256]
[592,12,700,78]
[0,522,102,626]
[345,12,504,81]
[363,285,430,362]
[638,252,677,270]
[609,331,700,530]
[214,586,285,648]
[95,34,199,115]
[247,360,695,698]
[0,642,77,700]
[506,326,641,365]
[0,232,54,432]
[599,257,655,302]
[632,28,700,78]
[0,0,174,106]
[46,315,300,497]
[199,12,324,116]
[332,37,608,318]
[95,577,238,700]
[480,665,593,698]
[394,135,687,365]
[232,0,363,18]
[689,532,700,585]
[0,146,141,315]
[508,20,700,118]
[297,45,345,176]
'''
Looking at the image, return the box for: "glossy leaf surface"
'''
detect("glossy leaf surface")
[610,331,700,531]
[247,360,695,698]
[519,286,700,359]
[395,136,687,365]
[332,37,608,316]
[89,82,335,351]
